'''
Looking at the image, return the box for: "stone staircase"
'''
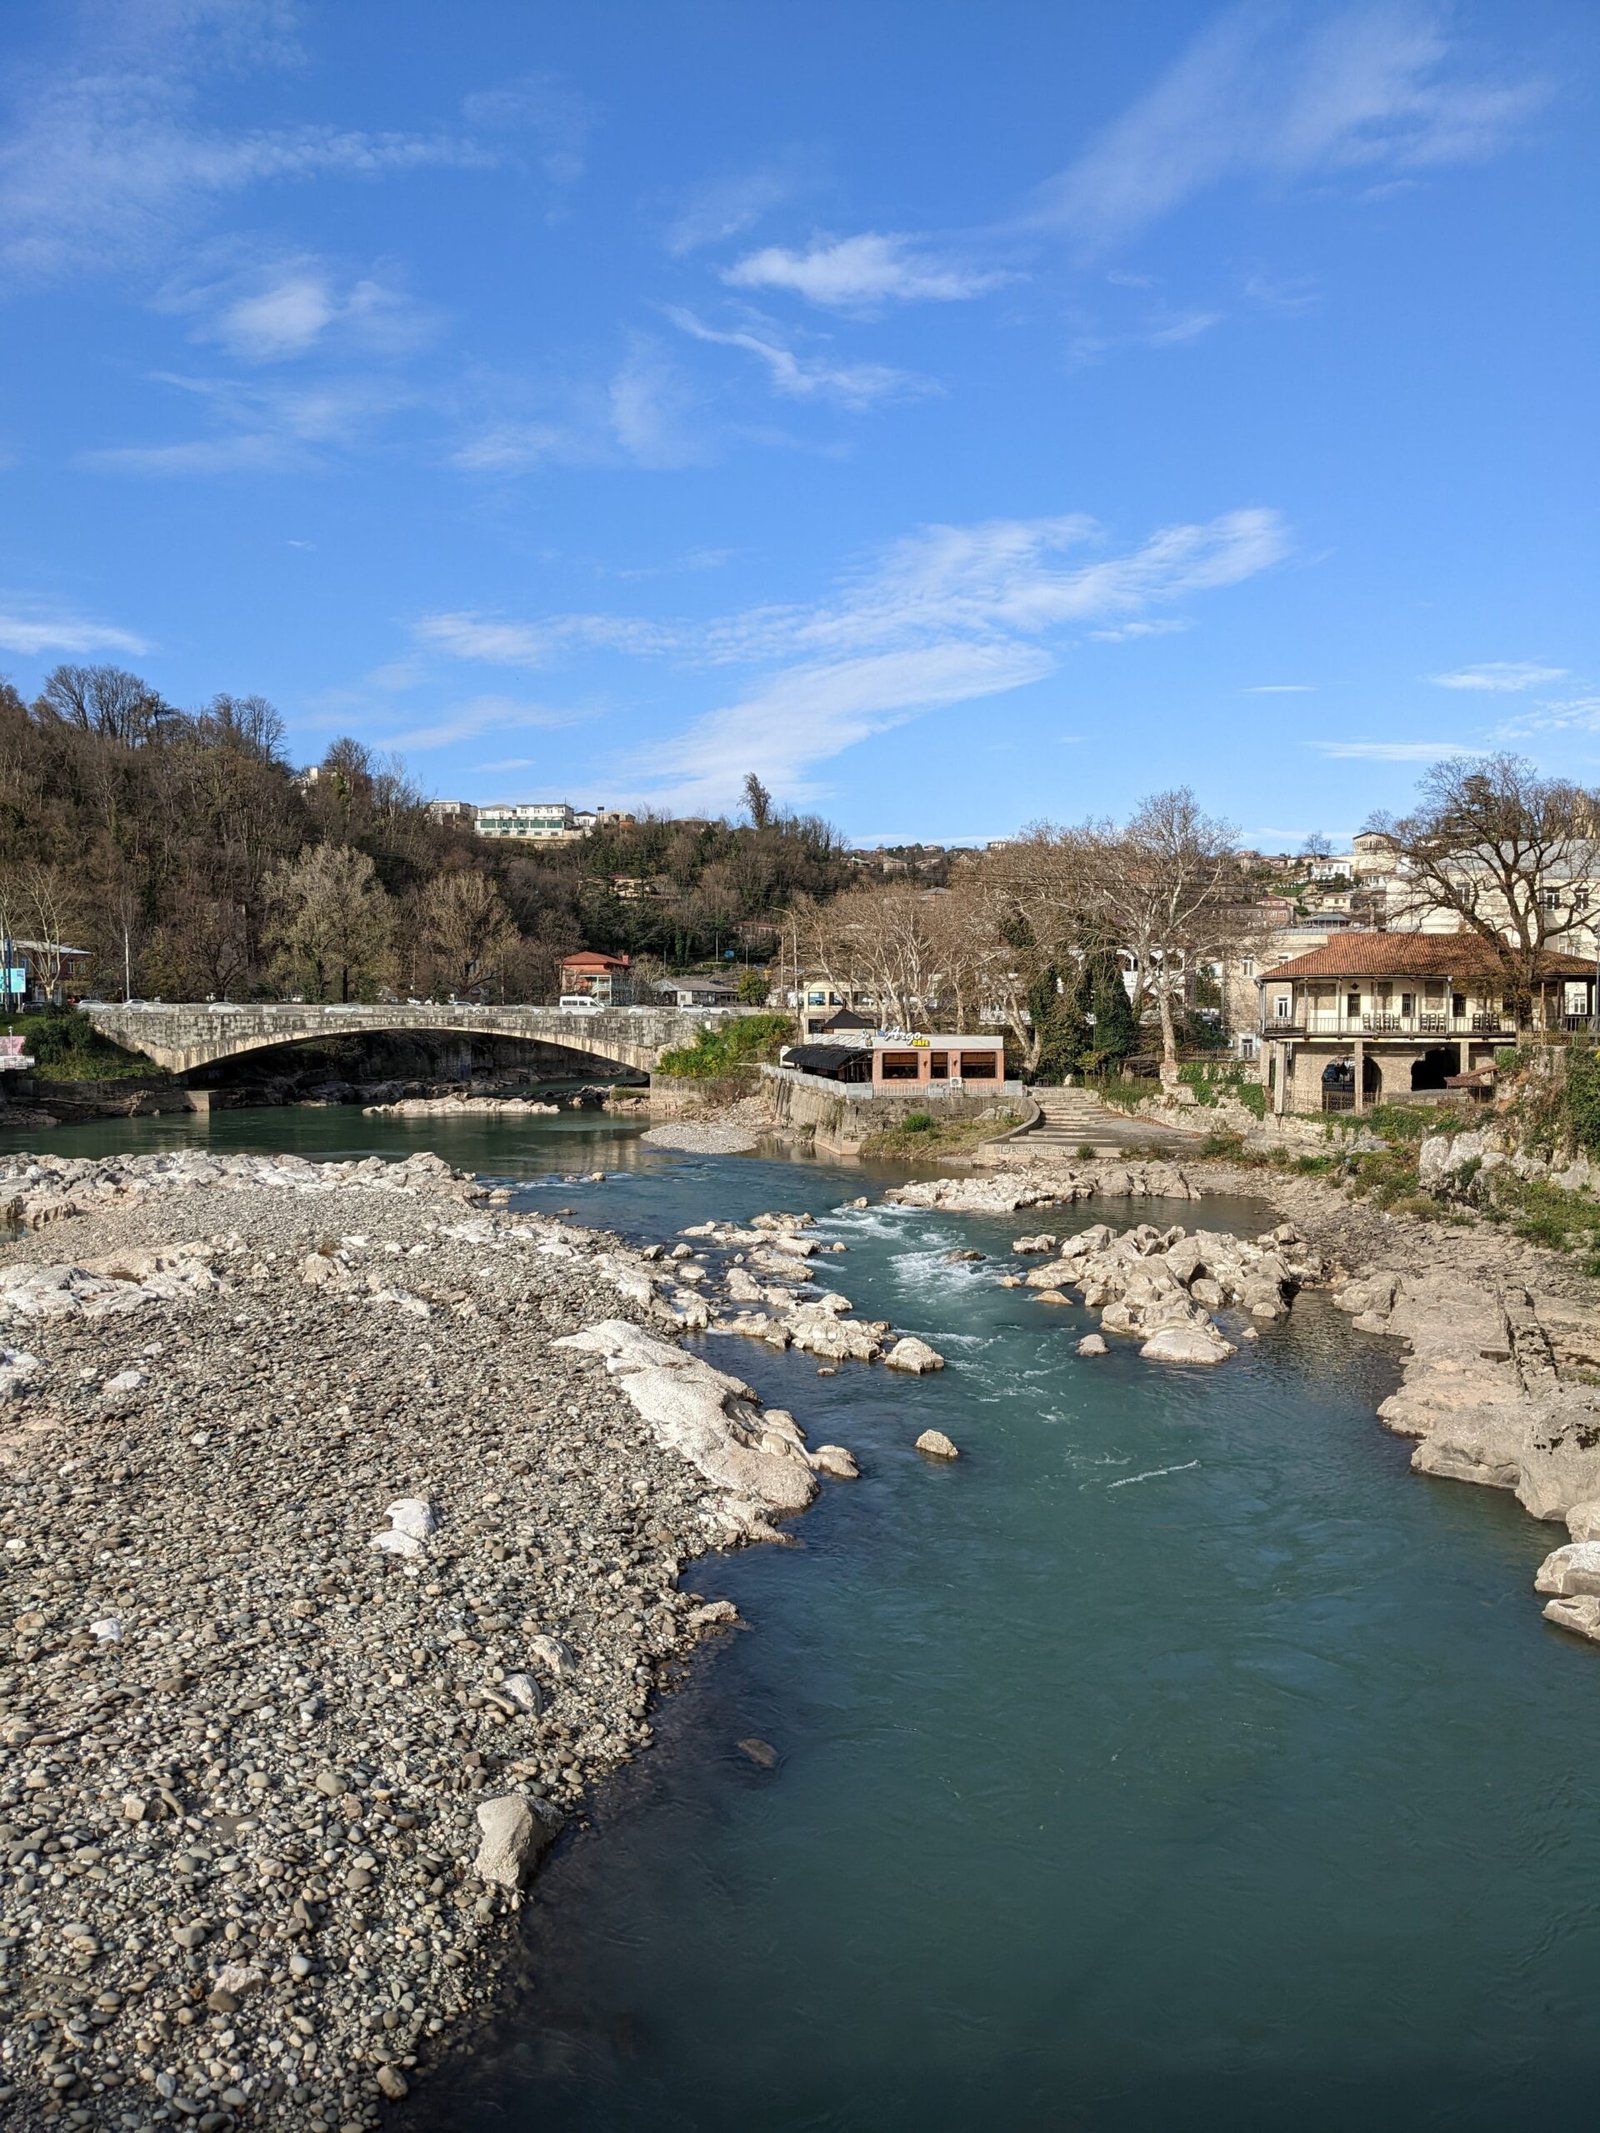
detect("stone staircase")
[1023,1083,1195,1157]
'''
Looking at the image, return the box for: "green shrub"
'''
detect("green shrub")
[1563,1044,1600,1158]
[902,1110,933,1134]
[1176,1059,1267,1119]
[656,1012,793,1080]
[1092,1073,1152,1111]
[6,1006,155,1082]
[1199,1126,1246,1158]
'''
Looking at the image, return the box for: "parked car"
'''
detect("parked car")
[558,996,604,1014]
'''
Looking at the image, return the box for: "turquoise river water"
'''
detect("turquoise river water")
[7,1106,1600,2130]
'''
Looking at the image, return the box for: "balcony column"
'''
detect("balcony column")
[1353,1035,1366,1114]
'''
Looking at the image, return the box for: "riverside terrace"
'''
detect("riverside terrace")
[1255,932,1598,1114]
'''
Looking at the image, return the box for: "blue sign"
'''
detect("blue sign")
[1,967,24,996]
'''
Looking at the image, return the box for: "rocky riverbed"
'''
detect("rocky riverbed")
[921,1151,1600,1650]
[0,1151,873,2132]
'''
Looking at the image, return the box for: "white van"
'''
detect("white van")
[558,995,604,1014]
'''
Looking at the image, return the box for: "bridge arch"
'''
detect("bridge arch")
[82,1002,719,1081]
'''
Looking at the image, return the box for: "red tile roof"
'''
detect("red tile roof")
[1264,931,1593,982]
[560,951,630,971]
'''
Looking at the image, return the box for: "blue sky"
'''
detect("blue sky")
[2,0,1595,846]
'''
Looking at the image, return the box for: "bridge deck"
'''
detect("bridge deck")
[82,1001,726,1076]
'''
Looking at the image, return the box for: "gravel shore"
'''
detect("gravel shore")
[0,1151,841,2132]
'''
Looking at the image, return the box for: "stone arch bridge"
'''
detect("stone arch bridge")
[83,1001,726,1079]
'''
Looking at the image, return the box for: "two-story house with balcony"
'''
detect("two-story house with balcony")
[1255,932,1595,1114]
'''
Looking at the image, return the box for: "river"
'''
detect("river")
[9,1107,1600,2128]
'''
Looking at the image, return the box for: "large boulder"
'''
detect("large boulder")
[1140,1324,1236,1366]
[1534,1541,1600,1598]
[885,1336,945,1374]
[1543,1593,1600,1644]
[555,1320,818,1524]
[914,1428,959,1459]
[473,1791,563,1891]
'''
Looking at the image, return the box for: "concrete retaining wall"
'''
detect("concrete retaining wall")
[762,1066,1025,1155]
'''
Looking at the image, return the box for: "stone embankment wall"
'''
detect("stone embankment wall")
[0,1074,206,1122]
[761,1066,1023,1155]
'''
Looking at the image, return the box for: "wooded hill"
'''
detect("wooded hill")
[0,665,850,1001]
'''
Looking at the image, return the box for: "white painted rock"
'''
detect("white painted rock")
[499,1672,544,1714]
[915,1429,960,1459]
[810,1444,860,1479]
[369,1529,424,1559]
[885,1336,945,1374]
[1139,1325,1236,1366]
[1533,1542,1600,1598]
[387,1498,438,1540]
[472,1791,563,1890]
[0,1347,41,1399]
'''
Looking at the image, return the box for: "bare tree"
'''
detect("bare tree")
[264,845,394,1003]
[1370,754,1600,1025]
[415,871,520,999]
[37,665,173,745]
[1073,791,1251,1077]
[6,864,83,998]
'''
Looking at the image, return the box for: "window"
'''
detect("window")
[1346,992,1360,1019]
[880,1051,921,1081]
[1241,957,1256,978]
[1274,993,1292,1020]
[1400,993,1414,1016]
[960,1051,999,1080]
[929,1051,950,1080]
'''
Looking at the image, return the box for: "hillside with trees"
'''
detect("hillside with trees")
[0,668,850,1002]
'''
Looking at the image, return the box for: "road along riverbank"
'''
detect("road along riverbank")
[0,1149,888,2131]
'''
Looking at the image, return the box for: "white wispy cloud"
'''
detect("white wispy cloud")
[414,612,678,666]
[1311,739,1483,761]
[0,599,150,659]
[723,232,1009,310]
[411,504,1290,810]
[1246,682,1316,693]
[663,164,805,255]
[373,694,583,753]
[459,73,596,188]
[1430,660,1569,692]
[448,343,713,477]
[77,371,415,476]
[666,306,929,408]
[161,250,439,363]
[1493,696,1600,740]
[1087,617,1193,643]
[631,642,1051,817]
[1031,3,1550,255]
[606,343,707,469]
[0,5,557,287]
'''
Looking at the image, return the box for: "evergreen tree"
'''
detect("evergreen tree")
[1083,948,1139,1069]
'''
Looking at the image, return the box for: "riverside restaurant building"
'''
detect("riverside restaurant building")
[1255,931,1596,1114]
[783,1031,1007,1092]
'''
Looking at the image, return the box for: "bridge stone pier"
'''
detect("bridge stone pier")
[83,1001,724,1079]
